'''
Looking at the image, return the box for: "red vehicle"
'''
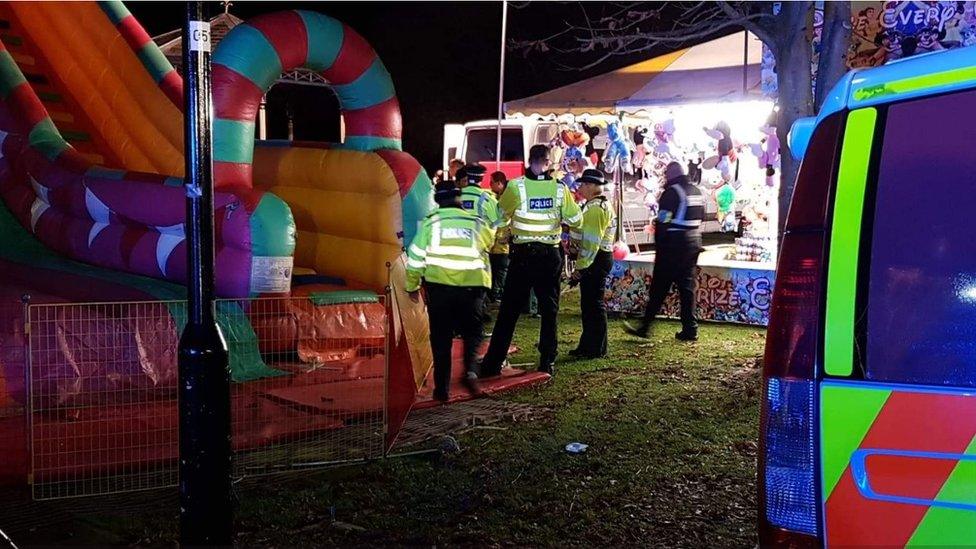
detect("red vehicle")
[760,46,976,547]
[442,119,560,186]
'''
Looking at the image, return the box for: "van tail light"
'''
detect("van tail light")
[759,231,825,544]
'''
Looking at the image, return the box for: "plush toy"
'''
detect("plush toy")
[602,120,633,174]
[702,121,736,183]
[749,124,781,188]
[642,189,659,220]
[652,118,676,156]
[559,128,590,187]
[548,132,565,167]
[716,183,737,233]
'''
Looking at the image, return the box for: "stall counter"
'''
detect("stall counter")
[606,245,775,326]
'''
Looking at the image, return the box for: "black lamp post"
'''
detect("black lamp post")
[177,1,233,545]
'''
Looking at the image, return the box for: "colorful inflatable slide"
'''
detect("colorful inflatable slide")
[0,2,545,488]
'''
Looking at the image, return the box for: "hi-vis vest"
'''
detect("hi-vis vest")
[571,196,616,270]
[659,181,705,232]
[460,186,501,228]
[405,207,493,291]
[499,173,583,245]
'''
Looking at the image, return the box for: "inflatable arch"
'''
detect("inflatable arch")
[212,10,433,289]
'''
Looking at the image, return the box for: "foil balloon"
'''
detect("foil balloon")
[612,241,630,260]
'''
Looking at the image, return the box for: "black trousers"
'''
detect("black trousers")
[577,250,613,356]
[642,240,701,333]
[489,253,509,302]
[426,283,486,397]
[481,243,562,373]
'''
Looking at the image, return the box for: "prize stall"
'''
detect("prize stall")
[506,32,776,326]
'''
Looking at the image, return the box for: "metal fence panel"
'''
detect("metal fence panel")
[26,296,388,500]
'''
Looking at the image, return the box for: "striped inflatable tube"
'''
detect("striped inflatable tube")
[212,10,403,191]
[0,39,295,298]
[97,1,182,109]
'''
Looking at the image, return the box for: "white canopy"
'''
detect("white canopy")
[505,31,765,116]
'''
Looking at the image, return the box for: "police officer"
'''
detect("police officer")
[456,163,501,228]
[569,169,616,358]
[406,181,494,401]
[480,144,583,376]
[457,163,501,325]
[625,161,704,341]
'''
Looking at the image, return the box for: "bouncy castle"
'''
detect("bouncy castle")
[0,2,544,494]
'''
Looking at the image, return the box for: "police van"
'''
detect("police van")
[759,46,976,546]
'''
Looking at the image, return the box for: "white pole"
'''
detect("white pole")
[494,0,508,171]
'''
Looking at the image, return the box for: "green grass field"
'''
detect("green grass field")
[232,295,767,547]
[11,295,766,547]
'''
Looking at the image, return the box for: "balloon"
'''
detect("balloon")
[612,241,630,260]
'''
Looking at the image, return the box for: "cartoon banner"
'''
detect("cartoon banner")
[762,1,976,97]
[849,1,976,67]
[606,258,774,326]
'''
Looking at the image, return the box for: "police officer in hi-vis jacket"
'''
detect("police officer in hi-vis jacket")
[569,169,616,358]
[480,145,583,376]
[406,181,494,401]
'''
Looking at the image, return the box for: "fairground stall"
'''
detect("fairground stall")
[505,31,777,326]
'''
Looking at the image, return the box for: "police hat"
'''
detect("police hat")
[457,163,487,183]
[577,168,606,186]
[434,180,461,204]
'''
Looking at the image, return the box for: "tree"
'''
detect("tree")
[513,2,852,231]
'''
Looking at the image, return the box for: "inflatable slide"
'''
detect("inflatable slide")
[0,2,546,488]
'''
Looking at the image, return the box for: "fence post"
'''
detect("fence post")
[383,262,392,458]
[21,295,32,490]
[177,2,232,545]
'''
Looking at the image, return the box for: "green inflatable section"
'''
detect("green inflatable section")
[308,290,379,306]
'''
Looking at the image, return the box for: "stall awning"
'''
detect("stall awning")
[505,31,764,116]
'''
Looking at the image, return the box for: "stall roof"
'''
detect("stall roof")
[505,31,764,116]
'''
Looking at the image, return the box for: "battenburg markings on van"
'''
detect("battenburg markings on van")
[824,107,877,377]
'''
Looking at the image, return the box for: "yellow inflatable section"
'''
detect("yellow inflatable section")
[252,146,406,290]
[6,2,184,175]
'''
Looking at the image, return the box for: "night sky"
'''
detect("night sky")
[129,2,676,171]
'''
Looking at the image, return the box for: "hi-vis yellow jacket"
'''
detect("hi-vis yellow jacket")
[405,206,493,291]
[498,173,582,245]
[571,196,616,270]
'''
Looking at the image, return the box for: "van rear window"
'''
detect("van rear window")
[465,128,523,163]
[865,90,976,388]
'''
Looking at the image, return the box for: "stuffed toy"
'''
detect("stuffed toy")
[559,128,590,188]
[716,183,737,233]
[652,118,676,156]
[702,121,736,183]
[602,120,633,174]
[749,124,780,187]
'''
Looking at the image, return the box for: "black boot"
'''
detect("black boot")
[623,320,650,339]
[675,330,698,342]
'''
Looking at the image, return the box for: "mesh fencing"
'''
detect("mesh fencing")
[25,296,389,500]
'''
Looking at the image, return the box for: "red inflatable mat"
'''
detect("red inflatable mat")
[413,340,550,409]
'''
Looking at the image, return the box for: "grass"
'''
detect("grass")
[239,293,767,547]
[9,294,767,547]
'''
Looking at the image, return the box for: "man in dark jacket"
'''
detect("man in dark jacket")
[625,162,704,341]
